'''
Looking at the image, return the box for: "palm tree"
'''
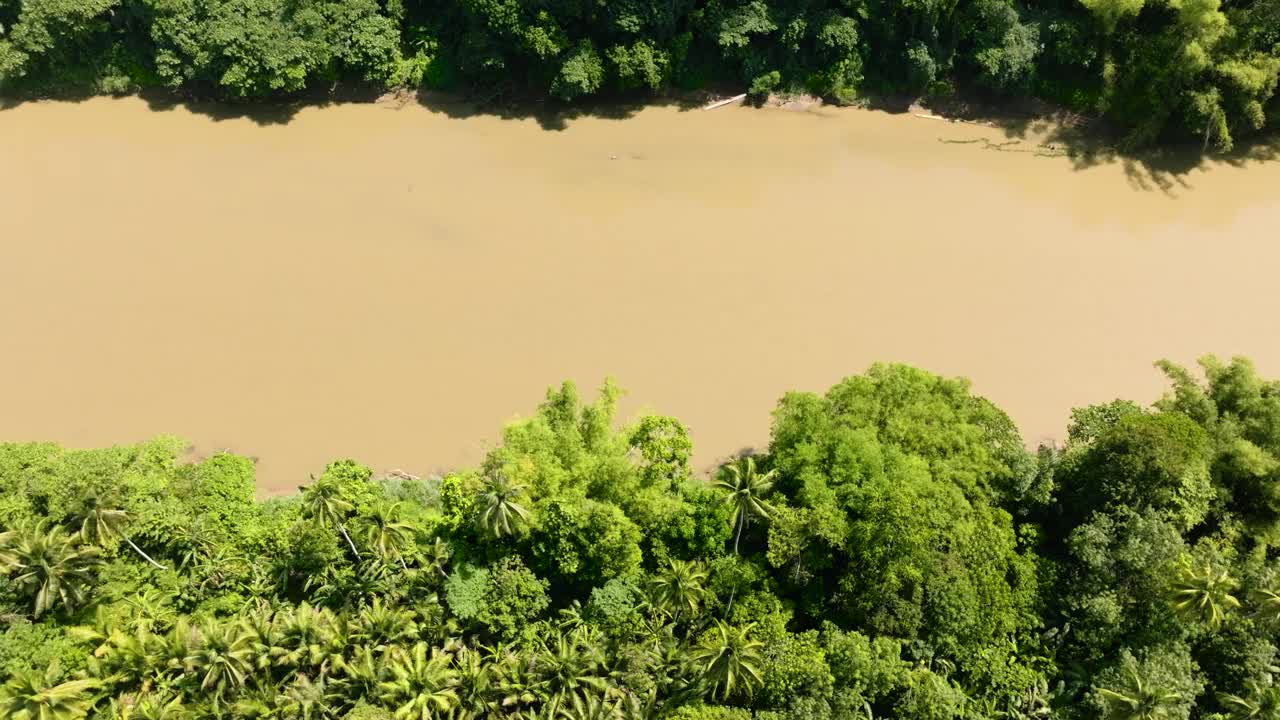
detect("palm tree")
[0,520,103,618]
[425,537,452,579]
[476,472,532,538]
[120,692,190,720]
[1168,558,1241,629]
[352,597,419,649]
[714,456,776,556]
[275,602,344,672]
[281,672,342,720]
[495,647,546,716]
[0,667,99,720]
[650,559,710,625]
[452,647,500,720]
[360,500,416,570]
[558,692,624,720]
[379,642,459,720]
[1251,584,1280,626]
[537,628,608,716]
[70,490,167,570]
[300,475,361,559]
[184,620,255,710]
[1095,666,1182,720]
[690,621,764,701]
[1220,679,1280,719]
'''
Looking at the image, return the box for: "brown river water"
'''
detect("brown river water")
[3,95,1279,493]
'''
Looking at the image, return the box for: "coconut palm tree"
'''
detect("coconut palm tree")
[120,692,190,720]
[452,647,500,719]
[425,537,453,579]
[1220,679,1280,720]
[0,520,103,618]
[495,647,546,716]
[351,597,418,649]
[1095,665,1182,720]
[360,500,416,570]
[537,628,608,716]
[476,472,532,539]
[300,475,361,559]
[650,559,710,625]
[184,620,255,710]
[558,692,624,720]
[1252,584,1280,626]
[0,667,99,720]
[275,602,345,672]
[379,642,460,720]
[281,672,342,720]
[1168,558,1241,629]
[690,621,764,701]
[69,489,167,570]
[714,457,776,556]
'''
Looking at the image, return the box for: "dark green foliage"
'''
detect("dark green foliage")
[5,357,1280,718]
[2,0,1277,148]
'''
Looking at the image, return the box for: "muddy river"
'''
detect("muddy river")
[3,95,1278,492]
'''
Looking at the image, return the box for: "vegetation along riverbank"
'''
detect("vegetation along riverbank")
[1,0,1278,150]
[5,357,1280,718]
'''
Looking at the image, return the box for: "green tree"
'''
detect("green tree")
[69,490,167,570]
[378,642,459,720]
[0,667,98,720]
[691,621,764,701]
[651,559,711,625]
[300,475,361,559]
[715,457,776,556]
[0,520,102,618]
[475,472,531,539]
[1168,558,1241,629]
[359,500,416,569]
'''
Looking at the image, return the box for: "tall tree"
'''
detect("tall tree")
[650,559,711,625]
[300,475,361,559]
[70,489,167,570]
[476,472,532,539]
[378,642,459,719]
[360,500,416,570]
[0,520,102,618]
[715,456,776,556]
[690,621,765,701]
[0,668,99,720]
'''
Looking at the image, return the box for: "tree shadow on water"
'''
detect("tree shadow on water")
[411,89,706,131]
[914,94,1280,195]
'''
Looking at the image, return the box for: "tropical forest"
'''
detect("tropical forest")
[0,0,1278,149]
[6,357,1280,720]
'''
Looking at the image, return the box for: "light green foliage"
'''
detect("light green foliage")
[533,497,642,587]
[896,667,969,720]
[757,628,833,708]
[445,557,549,638]
[552,40,604,99]
[606,40,670,90]
[1091,645,1203,720]
[5,361,1280,718]
[1080,0,1147,33]
[628,415,693,488]
[821,623,908,704]
[768,364,1040,667]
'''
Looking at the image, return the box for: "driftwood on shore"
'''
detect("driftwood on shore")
[704,93,747,111]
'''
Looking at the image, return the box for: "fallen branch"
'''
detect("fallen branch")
[704,93,747,111]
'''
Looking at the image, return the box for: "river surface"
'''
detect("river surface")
[3,95,1279,493]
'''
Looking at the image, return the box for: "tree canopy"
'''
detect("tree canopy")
[5,356,1280,718]
[1,0,1278,148]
